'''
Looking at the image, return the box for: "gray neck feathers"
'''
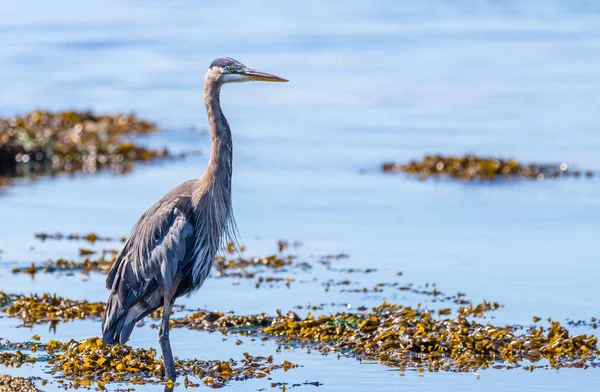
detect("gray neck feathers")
[192,75,239,284]
[204,80,233,192]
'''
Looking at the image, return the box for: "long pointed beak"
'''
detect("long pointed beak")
[241,69,288,82]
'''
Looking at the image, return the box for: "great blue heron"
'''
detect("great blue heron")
[102,57,287,382]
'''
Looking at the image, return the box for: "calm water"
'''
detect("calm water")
[1,1,600,391]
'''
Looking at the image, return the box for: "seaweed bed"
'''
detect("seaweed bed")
[382,154,594,181]
[34,232,125,244]
[0,337,296,389]
[11,238,302,291]
[0,374,41,392]
[0,110,172,186]
[0,289,598,390]
[2,237,600,390]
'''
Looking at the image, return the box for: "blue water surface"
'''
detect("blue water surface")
[0,1,600,391]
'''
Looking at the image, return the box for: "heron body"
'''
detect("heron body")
[102,58,287,381]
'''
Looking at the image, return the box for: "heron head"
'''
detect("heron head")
[207,57,288,84]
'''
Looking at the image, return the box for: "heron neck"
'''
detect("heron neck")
[203,81,233,192]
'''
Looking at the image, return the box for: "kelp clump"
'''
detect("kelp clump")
[12,251,117,277]
[0,375,42,392]
[170,309,272,333]
[382,154,594,181]
[214,254,296,278]
[0,351,36,367]
[34,232,124,244]
[0,110,168,183]
[47,338,162,388]
[47,337,296,389]
[1,293,105,327]
[13,241,301,280]
[167,302,599,372]
[262,302,599,372]
[1,293,599,376]
[0,292,183,327]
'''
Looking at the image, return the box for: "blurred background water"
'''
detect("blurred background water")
[1,1,600,391]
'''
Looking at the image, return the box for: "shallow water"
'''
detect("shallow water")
[1,1,600,391]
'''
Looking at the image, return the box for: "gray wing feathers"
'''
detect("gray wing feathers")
[106,195,196,305]
[102,192,197,344]
[130,207,194,290]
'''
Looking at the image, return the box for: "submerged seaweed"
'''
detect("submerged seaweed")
[172,303,597,372]
[1,337,296,390]
[0,374,42,392]
[0,292,186,328]
[0,351,36,367]
[12,242,303,288]
[262,303,598,372]
[382,154,594,181]
[0,293,105,327]
[11,252,117,277]
[0,110,170,185]
[34,232,125,244]
[0,290,598,380]
[2,234,599,386]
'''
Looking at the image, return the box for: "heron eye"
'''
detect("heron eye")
[226,66,234,73]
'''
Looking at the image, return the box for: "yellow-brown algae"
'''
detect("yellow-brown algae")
[13,242,299,278]
[259,303,598,372]
[34,232,124,243]
[211,242,307,282]
[169,310,272,333]
[277,240,289,252]
[214,253,296,277]
[335,268,377,274]
[326,280,476,306]
[0,339,41,353]
[0,375,42,392]
[11,251,118,276]
[0,351,36,367]
[382,154,594,181]
[46,337,297,388]
[567,317,599,329]
[457,301,502,317]
[11,252,294,279]
[1,293,105,326]
[1,301,599,377]
[2,338,298,388]
[0,110,168,185]
[0,292,21,307]
[0,292,185,326]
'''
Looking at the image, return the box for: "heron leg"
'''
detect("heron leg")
[158,300,176,382]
